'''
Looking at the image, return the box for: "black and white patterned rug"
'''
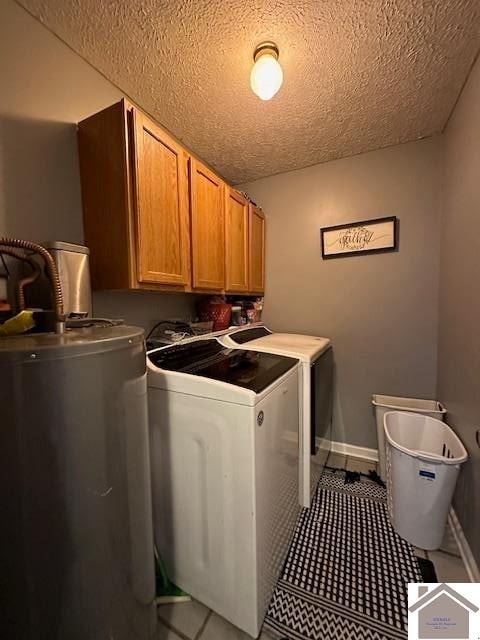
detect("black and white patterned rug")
[264,469,423,640]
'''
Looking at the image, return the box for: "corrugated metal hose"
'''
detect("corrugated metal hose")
[0,238,65,334]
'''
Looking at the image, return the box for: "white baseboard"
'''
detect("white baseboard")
[317,438,379,462]
[448,508,480,583]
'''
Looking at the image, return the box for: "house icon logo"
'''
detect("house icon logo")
[408,583,479,639]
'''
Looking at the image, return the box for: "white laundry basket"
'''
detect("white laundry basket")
[372,395,446,480]
[384,411,467,550]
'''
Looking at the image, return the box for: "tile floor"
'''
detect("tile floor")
[156,453,469,640]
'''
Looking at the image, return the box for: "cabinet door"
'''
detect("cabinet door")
[249,205,265,293]
[131,110,190,286]
[225,189,249,293]
[190,159,225,290]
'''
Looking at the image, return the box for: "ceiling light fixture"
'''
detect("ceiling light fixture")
[250,42,283,101]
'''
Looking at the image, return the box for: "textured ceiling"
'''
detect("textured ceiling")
[19,0,480,184]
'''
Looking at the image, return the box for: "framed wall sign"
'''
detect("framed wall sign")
[320,216,398,259]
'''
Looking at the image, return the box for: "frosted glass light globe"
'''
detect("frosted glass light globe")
[250,51,283,101]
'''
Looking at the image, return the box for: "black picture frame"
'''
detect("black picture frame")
[320,216,398,259]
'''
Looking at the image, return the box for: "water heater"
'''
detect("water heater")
[0,325,156,639]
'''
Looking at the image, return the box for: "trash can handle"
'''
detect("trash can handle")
[416,450,445,462]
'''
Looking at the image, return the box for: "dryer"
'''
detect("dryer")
[218,325,333,507]
[147,339,301,638]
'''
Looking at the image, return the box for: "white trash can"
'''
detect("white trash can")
[384,411,467,550]
[372,395,446,480]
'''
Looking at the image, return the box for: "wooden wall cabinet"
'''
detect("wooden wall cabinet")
[249,204,266,293]
[78,100,265,295]
[131,110,190,286]
[190,159,225,291]
[225,188,249,293]
[78,99,191,292]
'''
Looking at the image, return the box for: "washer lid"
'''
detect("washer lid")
[148,339,298,393]
[228,326,272,343]
[229,332,331,362]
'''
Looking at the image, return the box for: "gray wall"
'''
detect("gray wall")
[437,55,480,564]
[0,0,195,329]
[240,138,442,449]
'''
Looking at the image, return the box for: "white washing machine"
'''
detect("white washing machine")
[147,339,301,638]
[218,326,333,508]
